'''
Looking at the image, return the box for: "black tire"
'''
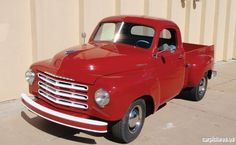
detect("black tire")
[110,99,146,143]
[189,75,208,101]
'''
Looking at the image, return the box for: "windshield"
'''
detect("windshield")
[93,22,155,49]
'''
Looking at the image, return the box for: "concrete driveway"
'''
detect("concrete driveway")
[0,61,236,145]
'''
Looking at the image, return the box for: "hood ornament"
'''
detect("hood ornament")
[65,50,77,55]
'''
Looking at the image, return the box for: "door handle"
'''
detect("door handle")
[178,53,184,59]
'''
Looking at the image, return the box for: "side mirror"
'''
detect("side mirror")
[153,44,176,59]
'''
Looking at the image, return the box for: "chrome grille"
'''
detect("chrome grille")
[38,73,88,91]
[38,82,88,100]
[38,72,89,110]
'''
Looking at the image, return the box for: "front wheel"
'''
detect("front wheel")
[189,76,208,101]
[110,99,146,143]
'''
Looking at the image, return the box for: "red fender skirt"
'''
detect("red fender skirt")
[21,94,107,133]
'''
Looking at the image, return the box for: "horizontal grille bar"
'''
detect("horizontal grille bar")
[38,81,88,101]
[38,89,88,109]
[38,73,88,92]
[44,71,74,81]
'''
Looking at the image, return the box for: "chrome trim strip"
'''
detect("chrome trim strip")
[38,81,88,101]
[44,71,75,81]
[21,93,107,133]
[38,73,88,91]
[38,89,88,109]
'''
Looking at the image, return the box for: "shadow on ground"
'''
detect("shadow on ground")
[174,90,200,101]
[21,111,100,144]
[21,111,125,144]
[20,92,195,144]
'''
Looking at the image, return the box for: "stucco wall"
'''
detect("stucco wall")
[0,0,235,101]
[0,0,32,101]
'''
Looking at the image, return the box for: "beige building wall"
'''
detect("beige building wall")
[33,0,80,60]
[0,0,236,101]
[0,0,32,102]
[84,0,116,42]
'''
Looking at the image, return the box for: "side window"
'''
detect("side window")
[158,28,177,52]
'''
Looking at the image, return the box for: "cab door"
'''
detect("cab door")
[155,28,185,103]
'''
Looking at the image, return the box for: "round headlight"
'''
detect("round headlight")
[94,88,110,108]
[25,69,35,85]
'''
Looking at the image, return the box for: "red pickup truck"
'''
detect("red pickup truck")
[21,16,216,143]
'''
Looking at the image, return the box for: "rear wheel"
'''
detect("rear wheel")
[189,76,208,101]
[110,99,146,143]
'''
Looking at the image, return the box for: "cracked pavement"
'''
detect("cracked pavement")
[0,61,236,145]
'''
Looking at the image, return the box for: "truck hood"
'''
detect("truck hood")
[33,42,150,84]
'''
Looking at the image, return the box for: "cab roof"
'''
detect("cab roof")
[101,15,178,28]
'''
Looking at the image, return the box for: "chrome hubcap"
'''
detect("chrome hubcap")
[128,105,142,134]
[198,77,206,96]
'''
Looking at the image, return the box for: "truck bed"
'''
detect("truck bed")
[183,42,213,53]
[183,42,214,57]
[183,42,214,88]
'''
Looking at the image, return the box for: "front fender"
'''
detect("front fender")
[90,69,160,121]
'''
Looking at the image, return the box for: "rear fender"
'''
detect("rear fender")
[186,55,213,87]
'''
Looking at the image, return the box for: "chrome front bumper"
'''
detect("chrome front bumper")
[21,93,107,133]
